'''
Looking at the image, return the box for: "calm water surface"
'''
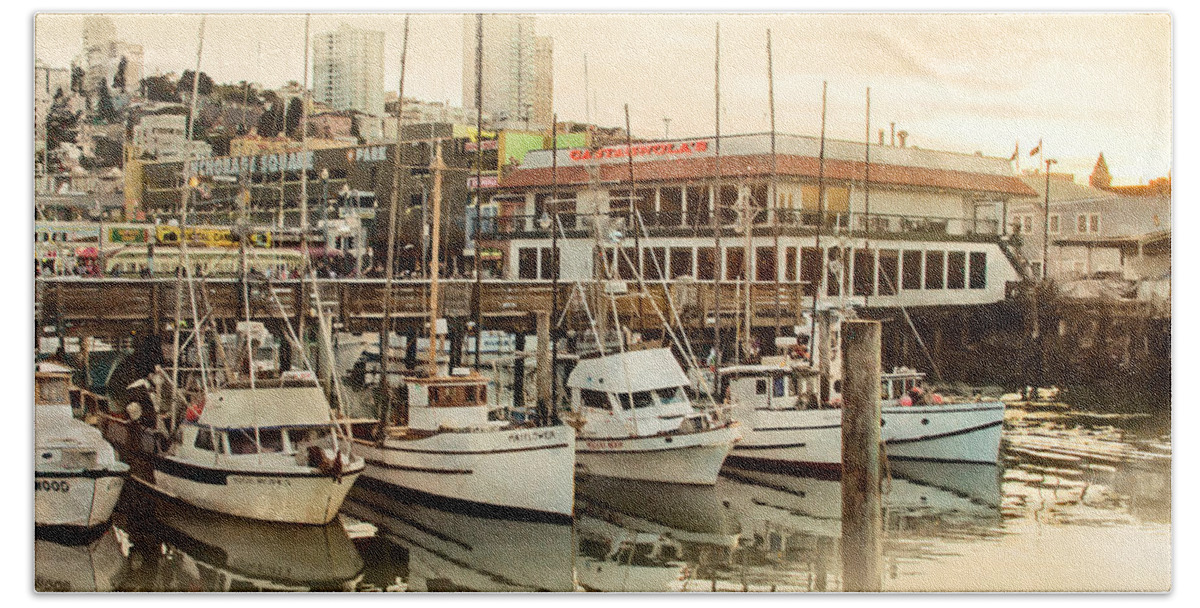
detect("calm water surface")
[34,406,1171,592]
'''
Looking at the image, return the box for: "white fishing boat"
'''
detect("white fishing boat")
[35,362,128,530]
[568,347,740,485]
[104,324,365,525]
[352,143,575,521]
[721,317,1004,471]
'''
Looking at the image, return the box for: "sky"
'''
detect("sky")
[33,11,1172,186]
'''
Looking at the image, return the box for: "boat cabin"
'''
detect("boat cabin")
[719,362,822,410]
[567,348,702,438]
[881,367,927,401]
[35,367,72,408]
[405,368,494,432]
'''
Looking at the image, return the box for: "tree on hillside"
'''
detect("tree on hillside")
[285,97,303,139]
[141,75,180,102]
[113,57,127,93]
[96,81,118,124]
[178,70,214,97]
[257,103,283,138]
[70,65,84,95]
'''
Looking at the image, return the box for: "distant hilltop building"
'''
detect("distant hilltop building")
[313,23,386,117]
[78,15,144,95]
[462,14,554,130]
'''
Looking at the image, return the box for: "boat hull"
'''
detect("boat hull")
[143,457,363,525]
[354,425,576,521]
[727,401,1006,470]
[575,424,739,485]
[35,471,126,529]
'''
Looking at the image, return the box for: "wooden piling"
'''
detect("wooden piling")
[512,332,526,408]
[840,319,883,592]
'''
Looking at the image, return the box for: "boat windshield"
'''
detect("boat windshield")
[656,387,686,406]
[617,391,656,410]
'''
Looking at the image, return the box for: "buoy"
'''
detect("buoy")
[899,395,913,407]
[931,393,945,405]
[184,396,205,422]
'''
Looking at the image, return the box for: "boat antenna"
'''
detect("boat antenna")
[379,14,410,427]
[472,13,485,368]
[711,21,723,381]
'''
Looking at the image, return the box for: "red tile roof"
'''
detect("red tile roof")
[499,153,1037,197]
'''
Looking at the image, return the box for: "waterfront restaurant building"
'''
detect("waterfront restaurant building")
[476,133,1038,311]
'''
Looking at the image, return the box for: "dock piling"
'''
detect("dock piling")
[840,319,883,592]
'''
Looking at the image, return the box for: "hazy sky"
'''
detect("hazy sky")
[34,12,1171,185]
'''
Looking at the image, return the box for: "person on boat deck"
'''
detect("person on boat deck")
[907,385,928,406]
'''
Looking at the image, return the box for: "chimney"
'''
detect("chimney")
[890,122,895,146]
[878,129,885,146]
[897,130,908,148]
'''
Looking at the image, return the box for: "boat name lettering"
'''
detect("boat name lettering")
[585,440,625,450]
[229,476,293,487]
[35,480,69,493]
[509,430,556,443]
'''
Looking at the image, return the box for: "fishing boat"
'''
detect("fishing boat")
[567,346,740,485]
[35,361,128,530]
[351,143,575,521]
[721,313,1005,471]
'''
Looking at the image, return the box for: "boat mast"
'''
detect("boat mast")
[550,113,560,416]
[173,16,209,419]
[426,144,446,374]
[768,29,781,344]
[863,87,871,308]
[379,15,410,425]
[472,14,485,368]
[711,22,723,378]
[808,82,828,364]
[624,104,642,328]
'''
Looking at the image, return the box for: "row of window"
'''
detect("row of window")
[516,245,988,295]
[1012,213,1101,235]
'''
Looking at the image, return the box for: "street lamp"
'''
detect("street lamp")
[1042,158,1057,282]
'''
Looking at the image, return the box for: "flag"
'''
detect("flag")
[1029,139,1042,157]
[1009,143,1019,161]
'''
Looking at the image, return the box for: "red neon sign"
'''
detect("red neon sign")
[568,140,709,162]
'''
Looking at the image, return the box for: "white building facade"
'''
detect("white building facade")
[461,14,552,130]
[313,24,386,117]
[132,114,212,161]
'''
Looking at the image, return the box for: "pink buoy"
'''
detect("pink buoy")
[899,395,913,407]
[931,393,945,405]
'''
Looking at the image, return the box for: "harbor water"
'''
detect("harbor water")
[34,404,1170,592]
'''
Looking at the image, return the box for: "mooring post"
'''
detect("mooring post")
[840,319,883,592]
[512,331,526,409]
[535,310,552,421]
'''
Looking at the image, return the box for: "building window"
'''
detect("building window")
[725,247,746,281]
[969,252,987,289]
[643,247,666,281]
[755,247,776,282]
[1077,213,1100,234]
[1048,214,1060,234]
[902,250,923,290]
[670,248,693,279]
[826,247,842,296]
[539,248,556,280]
[947,251,966,289]
[518,247,538,279]
[877,249,899,295]
[784,247,797,282]
[800,247,822,296]
[697,247,716,281]
[618,247,637,280]
[853,249,875,296]
[925,251,945,289]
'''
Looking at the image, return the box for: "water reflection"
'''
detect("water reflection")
[114,485,364,591]
[35,527,131,592]
[574,477,739,591]
[342,480,575,592]
[34,408,1170,592]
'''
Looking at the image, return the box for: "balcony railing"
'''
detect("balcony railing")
[480,209,1002,239]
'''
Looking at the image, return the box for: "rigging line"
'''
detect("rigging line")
[606,280,641,438]
[807,81,828,357]
[875,257,943,382]
[264,277,314,373]
[633,210,703,381]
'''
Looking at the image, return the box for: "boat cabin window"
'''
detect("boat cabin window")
[36,377,69,405]
[258,429,284,453]
[774,377,787,398]
[617,391,655,410]
[581,389,611,410]
[287,427,331,450]
[656,387,685,406]
[195,427,215,451]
